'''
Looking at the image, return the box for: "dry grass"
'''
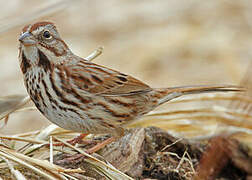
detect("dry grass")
[0,84,251,178]
[1,0,252,179]
[1,0,250,133]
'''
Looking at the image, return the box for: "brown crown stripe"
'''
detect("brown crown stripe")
[38,49,52,72]
[29,21,54,32]
[22,24,30,33]
[20,51,31,74]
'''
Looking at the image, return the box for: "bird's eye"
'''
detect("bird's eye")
[43,31,51,39]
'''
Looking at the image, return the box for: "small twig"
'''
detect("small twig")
[18,143,33,153]
[13,130,40,138]
[0,136,46,144]
[0,95,30,120]
[50,136,53,164]
[0,115,9,129]
[161,138,183,152]
[185,151,195,174]
[15,107,37,112]
[163,152,181,160]
[60,173,79,180]
[176,149,187,171]
[85,46,104,61]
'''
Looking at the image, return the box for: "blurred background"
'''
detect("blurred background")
[0,0,251,135]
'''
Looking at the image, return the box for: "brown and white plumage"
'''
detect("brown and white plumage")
[18,21,243,139]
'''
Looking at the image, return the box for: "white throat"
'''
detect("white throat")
[21,45,39,66]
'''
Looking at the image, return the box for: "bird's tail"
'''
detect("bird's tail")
[155,85,244,105]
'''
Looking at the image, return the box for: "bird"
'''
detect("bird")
[18,21,243,153]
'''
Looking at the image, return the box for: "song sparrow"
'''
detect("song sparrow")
[18,21,242,152]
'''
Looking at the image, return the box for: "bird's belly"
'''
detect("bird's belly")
[42,107,89,132]
[32,96,112,134]
[24,70,98,133]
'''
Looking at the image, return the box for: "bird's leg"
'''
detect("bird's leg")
[54,136,116,165]
[52,133,90,146]
[84,127,124,153]
[55,129,122,164]
[67,133,91,145]
[85,136,116,154]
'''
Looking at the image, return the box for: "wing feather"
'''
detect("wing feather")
[64,59,152,96]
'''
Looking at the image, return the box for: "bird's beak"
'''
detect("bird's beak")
[19,32,36,46]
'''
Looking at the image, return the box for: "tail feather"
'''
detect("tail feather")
[156,85,244,105]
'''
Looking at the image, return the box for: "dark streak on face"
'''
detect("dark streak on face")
[38,41,67,57]
[20,51,31,74]
[38,49,52,72]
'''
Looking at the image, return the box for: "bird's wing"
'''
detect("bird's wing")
[62,60,152,96]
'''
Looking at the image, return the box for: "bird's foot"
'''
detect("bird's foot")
[54,137,116,165]
[47,133,90,147]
